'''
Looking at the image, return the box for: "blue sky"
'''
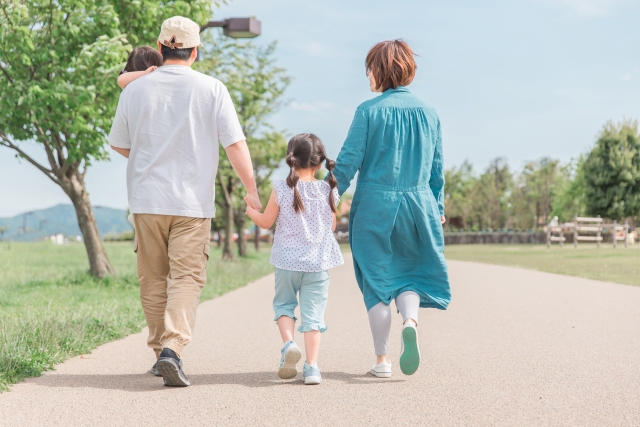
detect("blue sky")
[1,0,638,216]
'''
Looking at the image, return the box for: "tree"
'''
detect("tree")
[583,119,640,219]
[551,156,587,222]
[513,157,564,228]
[444,161,476,229]
[196,34,290,259]
[476,158,512,230]
[0,0,213,277]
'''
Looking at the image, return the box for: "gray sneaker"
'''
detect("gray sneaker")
[303,363,322,385]
[156,348,190,387]
[278,340,302,379]
[149,362,161,377]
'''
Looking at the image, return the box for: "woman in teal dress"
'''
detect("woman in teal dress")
[333,40,451,378]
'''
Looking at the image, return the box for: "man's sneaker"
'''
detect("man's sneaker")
[303,363,322,385]
[156,348,190,387]
[148,362,161,377]
[399,323,420,375]
[277,340,302,379]
[370,362,392,378]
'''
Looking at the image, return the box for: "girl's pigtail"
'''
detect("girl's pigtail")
[325,158,338,213]
[286,153,305,213]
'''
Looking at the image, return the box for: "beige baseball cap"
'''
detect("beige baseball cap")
[158,16,203,49]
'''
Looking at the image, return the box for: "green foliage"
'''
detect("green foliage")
[445,157,584,230]
[0,242,273,391]
[583,120,640,219]
[550,156,587,221]
[0,0,213,170]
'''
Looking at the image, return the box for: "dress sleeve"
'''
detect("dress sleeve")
[333,106,368,196]
[429,120,445,217]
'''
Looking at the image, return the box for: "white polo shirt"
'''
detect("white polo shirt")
[108,65,244,218]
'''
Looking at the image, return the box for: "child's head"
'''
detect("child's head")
[124,46,163,72]
[285,133,338,214]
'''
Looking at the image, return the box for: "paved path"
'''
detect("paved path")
[1,259,640,426]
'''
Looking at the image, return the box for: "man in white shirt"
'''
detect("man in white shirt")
[109,16,262,387]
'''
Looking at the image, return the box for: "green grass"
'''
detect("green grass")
[445,244,640,286]
[0,241,273,391]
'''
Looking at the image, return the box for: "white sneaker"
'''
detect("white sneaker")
[370,362,392,378]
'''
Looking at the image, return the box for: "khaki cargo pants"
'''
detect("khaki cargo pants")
[133,214,211,359]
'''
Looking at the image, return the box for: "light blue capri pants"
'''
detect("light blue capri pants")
[273,268,329,333]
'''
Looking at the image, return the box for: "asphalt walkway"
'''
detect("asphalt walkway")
[1,258,639,426]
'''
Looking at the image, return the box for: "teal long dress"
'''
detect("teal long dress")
[334,86,451,311]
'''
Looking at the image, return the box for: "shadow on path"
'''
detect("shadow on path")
[26,371,405,392]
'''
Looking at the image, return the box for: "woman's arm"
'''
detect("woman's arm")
[245,190,279,229]
[332,107,368,196]
[332,212,337,232]
[429,120,446,222]
[117,66,158,89]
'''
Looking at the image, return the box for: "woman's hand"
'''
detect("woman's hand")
[441,216,446,225]
[144,66,158,74]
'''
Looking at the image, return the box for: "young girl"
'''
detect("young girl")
[245,133,344,385]
[117,46,163,89]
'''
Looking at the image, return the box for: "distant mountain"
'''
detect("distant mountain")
[0,204,132,242]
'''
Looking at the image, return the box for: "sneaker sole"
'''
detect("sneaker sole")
[304,376,322,385]
[278,346,302,379]
[149,367,162,377]
[156,358,190,387]
[399,326,420,376]
[370,369,392,378]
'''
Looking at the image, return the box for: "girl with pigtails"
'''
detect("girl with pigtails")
[245,133,344,385]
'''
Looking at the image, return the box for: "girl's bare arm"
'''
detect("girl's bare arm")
[245,190,279,229]
[117,66,157,89]
[332,212,337,231]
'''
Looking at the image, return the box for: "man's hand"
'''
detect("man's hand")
[245,191,262,211]
[441,216,446,225]
[225,140,261,210]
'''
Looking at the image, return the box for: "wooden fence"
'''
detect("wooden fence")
[546,215,629,248]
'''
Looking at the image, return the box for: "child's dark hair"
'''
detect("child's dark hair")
[124,46,163,72]
[286,133,338,214]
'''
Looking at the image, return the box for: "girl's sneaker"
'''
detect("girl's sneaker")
[303,363,322,385]
[278,340,302,379]
[399,323,420,375]
[370,362,392,378]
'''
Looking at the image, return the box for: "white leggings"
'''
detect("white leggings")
[367,291,420,356]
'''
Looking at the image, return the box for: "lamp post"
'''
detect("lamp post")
[200,17,261,38]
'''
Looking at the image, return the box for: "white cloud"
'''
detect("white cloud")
[620,68,639,82]
[289,101,339,113]
[542,0,625,16]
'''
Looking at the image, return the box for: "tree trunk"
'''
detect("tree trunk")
[223,204,234,260]
[234,208,247,257]
[217,171,235,261]
[254,224,260,250]
[62,172,115,278]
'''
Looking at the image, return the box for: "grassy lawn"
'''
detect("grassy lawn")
[0,241,273,390]
[445,244,640,286]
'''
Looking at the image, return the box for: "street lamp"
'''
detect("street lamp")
[200,17,261,38]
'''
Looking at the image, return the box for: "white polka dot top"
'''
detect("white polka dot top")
[270,179,345,272]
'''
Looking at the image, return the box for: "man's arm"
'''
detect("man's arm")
[225,140,262,210]
[110,146,130,158]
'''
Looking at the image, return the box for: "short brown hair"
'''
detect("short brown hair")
[365,40,417,92]
[124,46,163,73]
